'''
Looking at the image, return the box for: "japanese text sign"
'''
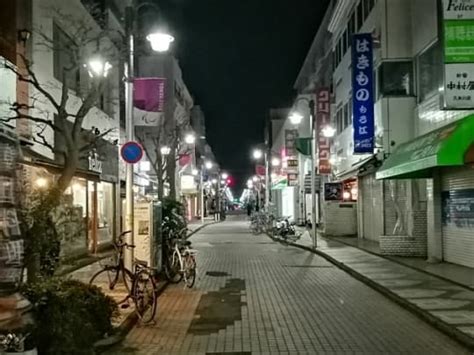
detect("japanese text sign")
[442,0,474,108]
[316,88,331,175]
[285,129,299,158]
[351,33,374,154]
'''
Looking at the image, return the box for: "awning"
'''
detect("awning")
[271,178,287,190]
[376,114,474,180]
[335,155,376,181]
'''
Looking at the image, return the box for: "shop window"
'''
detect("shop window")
[60,178,88,255]
[417,41,443,102]
[343,101,351,129]
[343,29,349,55]
[378,61,414,97]
[336,106,343,133]
[357,1,364,30]
[97,182,114,245]
[53,23,80,92]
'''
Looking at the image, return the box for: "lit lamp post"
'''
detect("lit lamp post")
[290,98,335,249]
[124,1,174,268]
[252,148,270,210]
[200,160,213,224]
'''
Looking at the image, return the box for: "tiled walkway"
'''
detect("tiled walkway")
[108,218,468,354]
[285,231,474,347]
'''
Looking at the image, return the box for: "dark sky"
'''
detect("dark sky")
[156,0,329,192]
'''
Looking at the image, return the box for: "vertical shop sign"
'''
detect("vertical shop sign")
[442,0,474,108]
[352,33,374,154]
[316,88,331,175]
[284,129,299,158]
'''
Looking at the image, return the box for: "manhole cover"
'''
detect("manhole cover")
[206,271,230,277]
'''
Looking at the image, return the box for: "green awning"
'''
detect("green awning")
[271,178,287,190]
[376,114,474,180]
[296,137,312,156]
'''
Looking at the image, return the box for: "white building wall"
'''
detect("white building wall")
[30,0,120,159]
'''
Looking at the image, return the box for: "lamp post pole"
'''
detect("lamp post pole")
[124,6,135,269]
[309,99,317,249]
[264,151,270,210]
[200,165,204,224]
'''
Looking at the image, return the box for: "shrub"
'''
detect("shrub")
[22,278,118,355]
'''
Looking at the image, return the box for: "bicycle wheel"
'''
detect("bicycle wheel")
[89,267,133,304]
[132,269,157,324]
[183,254,196,288]
[165,251,183,283]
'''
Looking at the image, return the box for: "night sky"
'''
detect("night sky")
[156,0,329,192]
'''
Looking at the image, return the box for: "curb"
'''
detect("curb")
[268,234,474,351]
[329,236,474,292]
[95,280,169,353]
[186,220,221,239]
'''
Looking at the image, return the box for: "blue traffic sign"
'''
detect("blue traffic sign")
[121,141,143,164]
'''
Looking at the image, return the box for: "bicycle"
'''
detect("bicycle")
[89,231,157,323]
[165,236,197,288]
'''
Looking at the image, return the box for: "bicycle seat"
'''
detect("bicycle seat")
[135,258,148,267]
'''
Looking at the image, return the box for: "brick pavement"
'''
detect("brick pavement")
[108,217,469,354]
[284,231,474,348]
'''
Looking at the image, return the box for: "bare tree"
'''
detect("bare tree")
[1,4,119,205]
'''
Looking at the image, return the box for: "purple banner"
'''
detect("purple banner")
[133,78,166,112]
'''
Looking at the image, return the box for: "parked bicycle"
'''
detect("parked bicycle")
[164,232,197,288]
[249,211,273,235]
[272,217,302,243]
[89,231,157,323]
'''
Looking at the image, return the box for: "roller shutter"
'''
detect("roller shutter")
[360,174,384,241]
[441,167,474,268]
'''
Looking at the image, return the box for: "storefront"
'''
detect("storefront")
[23,139,119,257]
[377,113,474,268]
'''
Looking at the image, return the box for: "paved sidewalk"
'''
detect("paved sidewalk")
[281,231,474,349]
[108,218,468,354]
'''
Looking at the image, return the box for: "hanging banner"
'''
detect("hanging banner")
[316,88,331,175]
[442,0,474,108]
[284,129,299,158]
[133,78,166,126]
[352,33,374,154]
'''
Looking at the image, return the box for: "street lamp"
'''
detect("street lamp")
[252,149,263,160]
[289,112,304,125]
[322,125,337,138]
[184,133,196,145]
[200,159,214,224]
[86,56,112,78]
[146,32,175,53]
[291,97,317,249]
[221,172,229,180]
[160,146,171,155]
[123,2,175,269]
[271,157,280,167]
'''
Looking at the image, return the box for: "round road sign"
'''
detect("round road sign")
[121,141,143,164]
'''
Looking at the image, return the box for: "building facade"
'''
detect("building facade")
[294,0,474,269]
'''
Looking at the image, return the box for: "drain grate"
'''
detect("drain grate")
[206,271,230,277]
[206,353,251,355]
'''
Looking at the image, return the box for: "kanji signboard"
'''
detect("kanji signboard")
[351,33,374,154]
[442,0,474,108]
[316,88,331,175]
